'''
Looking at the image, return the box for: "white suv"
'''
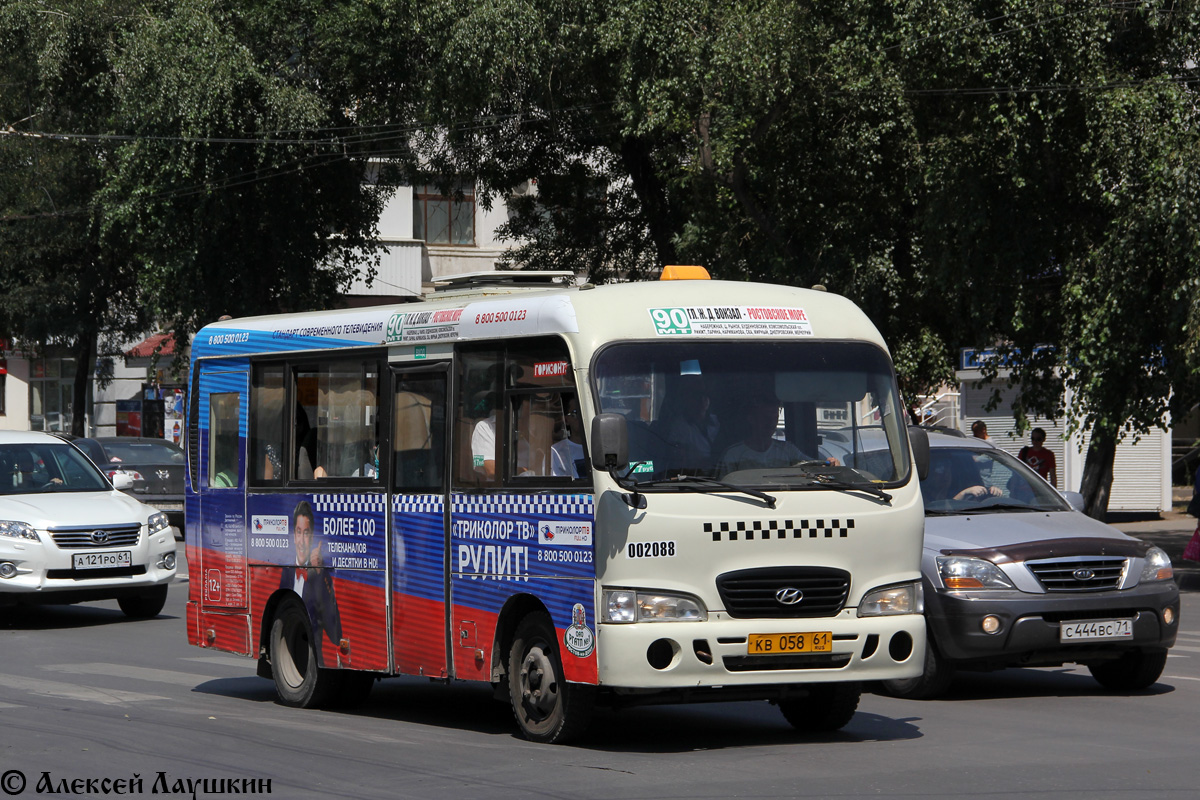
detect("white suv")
[0,430,177,617]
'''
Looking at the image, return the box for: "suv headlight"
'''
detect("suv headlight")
[603,589,707,623]
[858,581,923,616]
[937,555,1016,590]
[0,520,39,541]
[147,512,170,535]
[1140,546,1174,583]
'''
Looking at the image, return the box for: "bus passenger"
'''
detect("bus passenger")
[551,396,586,479]
[718,395,839,474]
[470,392,500,480]
[659,375,719,472]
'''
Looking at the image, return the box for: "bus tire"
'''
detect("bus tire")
[117,585,168,619]
[778,682,861,733]
[508,612,594,744]
[269,599,338,709]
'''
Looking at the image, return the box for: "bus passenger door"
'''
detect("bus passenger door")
[195,369,251,646]
[388,363,450,678]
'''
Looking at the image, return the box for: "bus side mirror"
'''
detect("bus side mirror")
[908,426,930,481]
[590,413,629,472]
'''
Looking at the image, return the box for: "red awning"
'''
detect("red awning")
[125,333,177,359]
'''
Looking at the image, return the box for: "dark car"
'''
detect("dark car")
[880,432,1179,699]
[89,437,186,532]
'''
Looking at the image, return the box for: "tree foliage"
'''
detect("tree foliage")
[0,0,150,433]
[4,0,1200,515]
[1,0,386,418]
[336,0,1200,514]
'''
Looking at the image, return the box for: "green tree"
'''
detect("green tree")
[101,0,385,347]
[2,0,387,427]
[373,0,1200,515]
[0,0,149,434]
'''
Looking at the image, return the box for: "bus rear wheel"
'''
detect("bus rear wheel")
[269,599,338,709]
[778,682,861,733]
[508,612,594,744]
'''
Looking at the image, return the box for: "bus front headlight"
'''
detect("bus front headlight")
[858,581,924,617]
[603,589,707,623]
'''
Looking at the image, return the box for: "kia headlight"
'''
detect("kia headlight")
[937,556,1016,590]
[858,581,923,617]
[147,512,170,535]
[0,520,39,541]
[1140,547,1174,583]
[603,589,707,623]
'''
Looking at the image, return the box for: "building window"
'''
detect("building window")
[28,357,78,432]
[413,181,475,246]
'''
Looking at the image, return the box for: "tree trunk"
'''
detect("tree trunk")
[618,136,678,266]
[70,333,96,437]
[1079,425,1118,520]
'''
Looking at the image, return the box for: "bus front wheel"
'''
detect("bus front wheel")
[778,682,861,733]
[507,612,594,744]
[269,599,338,709]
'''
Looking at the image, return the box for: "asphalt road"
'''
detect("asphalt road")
[1,549,1197,800]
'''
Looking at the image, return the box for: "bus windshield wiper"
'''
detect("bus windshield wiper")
[637,475,778,509]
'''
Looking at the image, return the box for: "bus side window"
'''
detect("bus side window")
[208,392,240,488]
[505,341,585,484]
[456,350,503,487]
[394,373,444,490]
[250,364,284,484]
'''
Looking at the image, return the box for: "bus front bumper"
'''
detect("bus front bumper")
[594,609,926,690]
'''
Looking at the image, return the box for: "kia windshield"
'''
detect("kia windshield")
[922,446,1070,515]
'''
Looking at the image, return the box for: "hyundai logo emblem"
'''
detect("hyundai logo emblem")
[90,530,110,545]
[775,587,804,605]
[1072,568,1095,581]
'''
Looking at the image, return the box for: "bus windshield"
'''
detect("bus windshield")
[593,341,910,490]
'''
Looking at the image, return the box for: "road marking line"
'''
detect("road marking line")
[1164,674,1200,682]
[43,663,211,687]
[0,673,166,705]
[1166,644,1200,654]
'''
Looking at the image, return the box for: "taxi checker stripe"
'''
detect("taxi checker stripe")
[703,519,854,541]
[313,494,386,515]
[393,494,444,514]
